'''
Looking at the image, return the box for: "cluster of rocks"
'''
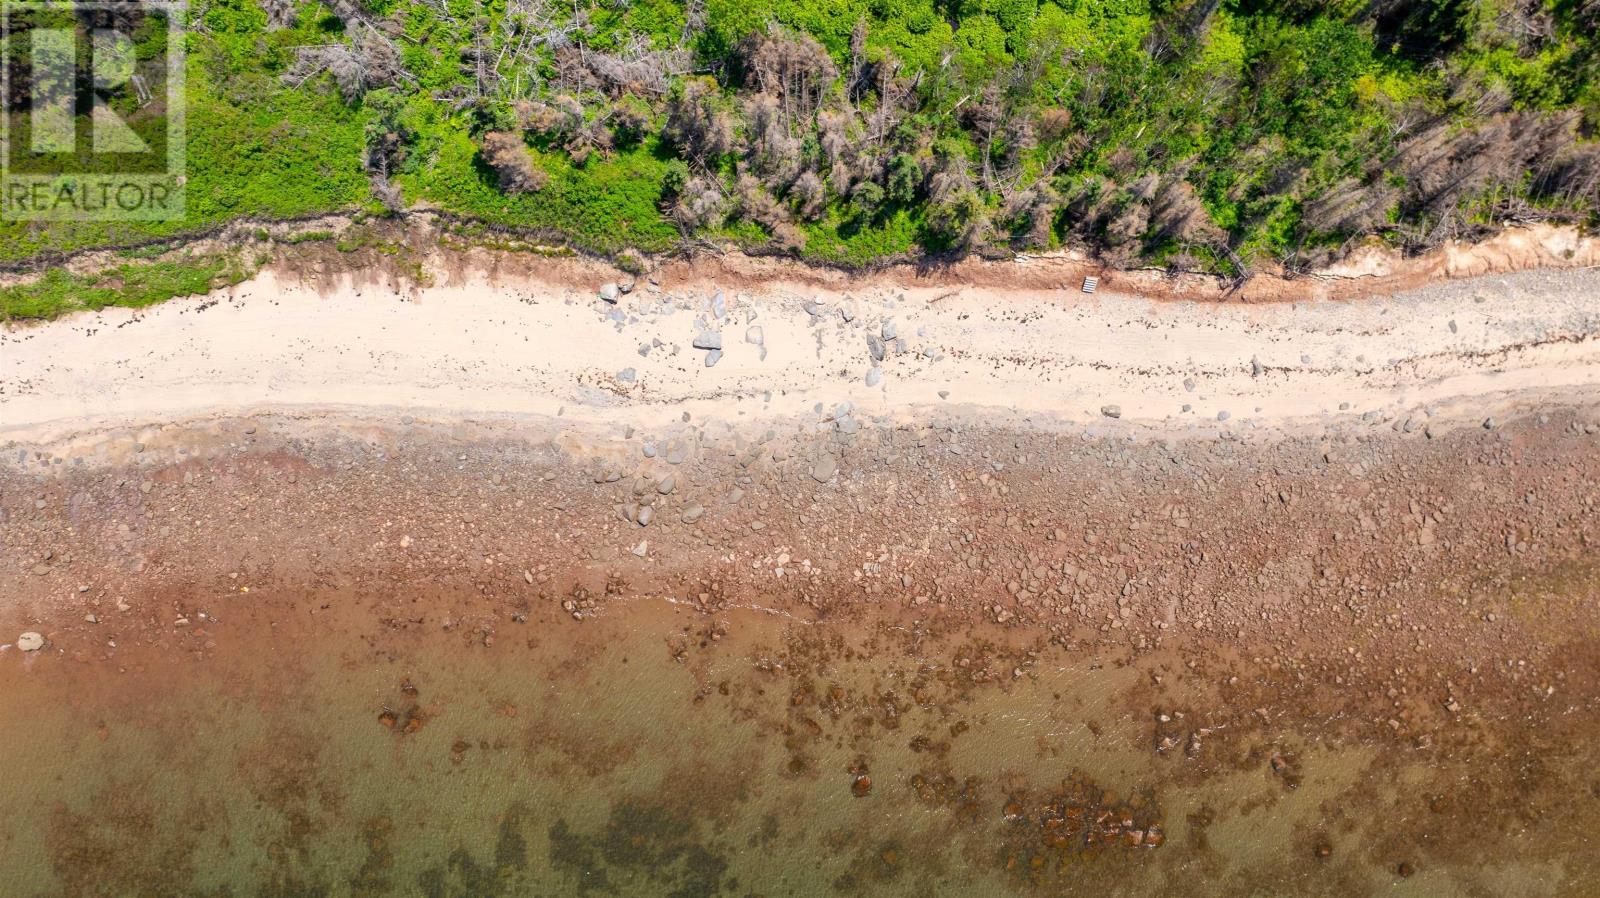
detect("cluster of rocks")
[591,279,951,389]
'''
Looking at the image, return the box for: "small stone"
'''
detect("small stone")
[599,283,620,303]
[745,325,764,346]
[692,331,723,351]
[704,349,723,367]
[636,506,654,527]
[616,367,637,382]
[680,505,705,524]
[656,474,676,495]
[865,367,883,387]
[1217,410,1231,422]
[1100,405,1122,419]
[811,454,838,482]
[632,540,648,558]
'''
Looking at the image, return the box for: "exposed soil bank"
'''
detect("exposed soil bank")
[4,212,1597,305]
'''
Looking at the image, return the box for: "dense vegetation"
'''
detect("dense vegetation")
[3,0,1598,274]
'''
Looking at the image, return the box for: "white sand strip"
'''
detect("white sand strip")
[3,265,1599,441]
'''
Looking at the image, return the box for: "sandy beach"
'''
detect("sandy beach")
[4,246,1600,446]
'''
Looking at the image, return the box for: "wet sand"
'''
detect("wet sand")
[2,404,1599,896]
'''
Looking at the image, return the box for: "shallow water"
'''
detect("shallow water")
[2,588,1593,898]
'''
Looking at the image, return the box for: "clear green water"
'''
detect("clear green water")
[1,592,1590,897]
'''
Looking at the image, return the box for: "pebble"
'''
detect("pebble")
[656,474,676,494]
[680,505,705,524]
[745,326,764,346]
[599,283,620,303]
[1101,405,1122,419]
[693,331,723,351]
[865,367,883,387]
[812,454,838,482]
[632,540,648,557]
[17,632,44,652]
[616,367,637,382]
[705,349,723,367]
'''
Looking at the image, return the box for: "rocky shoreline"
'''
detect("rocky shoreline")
[7,405,1599,709]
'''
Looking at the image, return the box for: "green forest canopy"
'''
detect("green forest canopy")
[3,0,1598,273]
